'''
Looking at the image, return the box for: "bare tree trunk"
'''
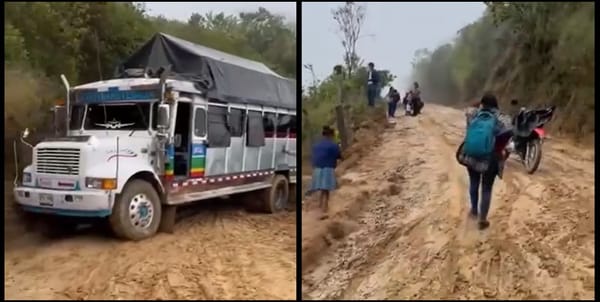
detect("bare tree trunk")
[335,105,349,151]
[335,73,351,151]
[332,2,366,78]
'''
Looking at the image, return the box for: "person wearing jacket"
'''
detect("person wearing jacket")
[386,87,401,118]
[458,93,512,230]
[366,62,380,107]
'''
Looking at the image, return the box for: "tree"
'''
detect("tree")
[4,2,298,165]
[188,13,205,27]
[410,2,594,140]
[5,23,29,65]
[332,2,366,76]
[237,7,296,77]
[303,63,320,100]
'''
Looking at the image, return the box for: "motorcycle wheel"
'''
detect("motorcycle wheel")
[524,138,542,174]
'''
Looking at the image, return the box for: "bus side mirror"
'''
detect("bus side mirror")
[157,104,170,132]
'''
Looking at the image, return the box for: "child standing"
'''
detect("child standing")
[310,126,342,219]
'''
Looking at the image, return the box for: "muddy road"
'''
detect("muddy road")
[4,190,296,300]
[302,104,594,300]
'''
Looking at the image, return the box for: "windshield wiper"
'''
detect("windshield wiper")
[129,104,151,136]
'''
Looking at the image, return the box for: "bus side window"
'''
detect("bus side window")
[276,114,292,137]
[263,112,276,138]
[289,115,297,138]
[194,108,207,137]
[247,111,265,147]
[207,105,230,147]
[228,108,245,137]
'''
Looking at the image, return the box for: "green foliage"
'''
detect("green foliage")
[4,2,296,162]
[4,23,29,65]
[4,2,296,83]
[302,63,394,149]
[411,2,594,140]
[4,67,60,146]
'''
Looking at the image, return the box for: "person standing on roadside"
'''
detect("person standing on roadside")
[366,62,380,107]
[310,126,342,219]
[409,82,422,114]
[386,87,401,118]
[457,93,512,230]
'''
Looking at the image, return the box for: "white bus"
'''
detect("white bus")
[13,33,297,240]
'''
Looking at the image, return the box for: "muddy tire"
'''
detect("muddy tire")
[288,183,297,211]
[261,174,289,213]
[109,180,162,241]
[525,139,542,174]
[159,205,177,234]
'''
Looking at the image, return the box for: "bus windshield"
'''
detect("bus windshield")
[67,103,153,131]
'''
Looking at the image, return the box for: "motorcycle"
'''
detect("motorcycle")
[403,94,423,116]
[458,101,555,175]
[505,104,556,174]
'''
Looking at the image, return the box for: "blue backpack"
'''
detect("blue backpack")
[463,110,497,158]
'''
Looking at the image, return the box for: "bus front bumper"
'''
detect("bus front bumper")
[14,186,113,218]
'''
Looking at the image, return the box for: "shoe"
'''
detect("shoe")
[468,209,478,219]
[478,220,490,230]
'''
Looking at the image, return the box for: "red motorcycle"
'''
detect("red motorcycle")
[505,104,556,174]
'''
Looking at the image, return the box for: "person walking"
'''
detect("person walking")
[310,126,342,219]
[366,62,380,107]
[457,93,512,230]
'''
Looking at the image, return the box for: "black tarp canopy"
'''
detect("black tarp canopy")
[116,33,296,110]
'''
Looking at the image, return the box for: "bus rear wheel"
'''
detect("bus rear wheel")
[262,175,289,213]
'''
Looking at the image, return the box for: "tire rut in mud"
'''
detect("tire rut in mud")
[302,116,457,300]
[302,105,594,300]
[421,107,594,299]
[4,195,296,300]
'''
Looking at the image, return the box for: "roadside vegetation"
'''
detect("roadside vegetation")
[410,2,594,142]
[4,2,296,162]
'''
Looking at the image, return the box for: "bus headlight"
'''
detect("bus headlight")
[86,177,117,190]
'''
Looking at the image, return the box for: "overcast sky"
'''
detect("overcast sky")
[302,2,486,90]
[143,2,296,22]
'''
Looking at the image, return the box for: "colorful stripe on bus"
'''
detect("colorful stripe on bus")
[190,144,206,178]
[165,144,175,180]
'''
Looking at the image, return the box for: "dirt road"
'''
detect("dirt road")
[302,104,594,300]
[4,190,296,300]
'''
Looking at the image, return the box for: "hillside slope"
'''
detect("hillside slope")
[302,104,594,300]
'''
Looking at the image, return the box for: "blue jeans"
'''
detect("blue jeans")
[388,101,397,117]
[467,167,497,220]
[367,84,377,107]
